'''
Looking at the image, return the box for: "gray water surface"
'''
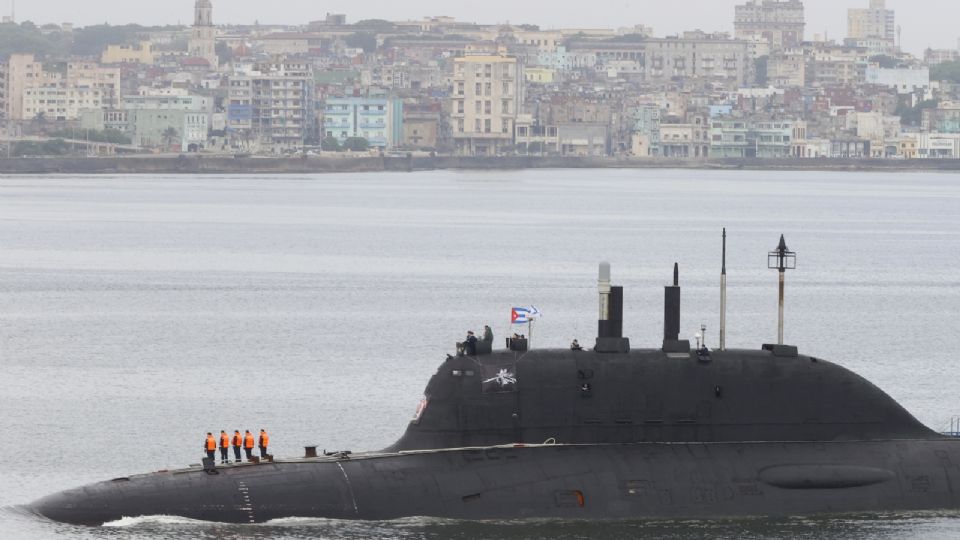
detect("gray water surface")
[2,169,959,538]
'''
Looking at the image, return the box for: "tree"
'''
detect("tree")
[161,127,180,150]
[344,32,377,53]
[321,136,342,151]
[343,137,370,152]
[869,55,898,69]
[896,98,938,127]
[215,41,233,65]
[354,19,394,30]
[931,60,960,84]
[70,24,149,56]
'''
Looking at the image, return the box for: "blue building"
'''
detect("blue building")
[323,97,403,149]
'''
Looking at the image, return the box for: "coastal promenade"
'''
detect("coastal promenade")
[3,155,960,175]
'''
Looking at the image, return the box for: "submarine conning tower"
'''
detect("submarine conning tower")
[385,262,938,452]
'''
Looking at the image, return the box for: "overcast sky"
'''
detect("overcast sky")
[8,0,958,55]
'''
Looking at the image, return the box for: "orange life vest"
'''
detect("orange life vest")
[205,435,216,452]
[244,433,254,449]
[259,432,269,447]
[232,433,242,447]
[220,433,229,448]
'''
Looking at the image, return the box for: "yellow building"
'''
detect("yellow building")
[451,48,524,156]
[524,67,556,84]
[101,42,155,65]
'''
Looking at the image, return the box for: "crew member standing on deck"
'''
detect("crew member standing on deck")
[259,429,269,458]
[232,430,242,463]
[244,430,255,460]
[204,433,216,461]
[219,430,230,464]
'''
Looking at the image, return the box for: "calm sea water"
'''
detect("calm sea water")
[2,169,960,539]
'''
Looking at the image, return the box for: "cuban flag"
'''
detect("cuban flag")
[512,306,542,324]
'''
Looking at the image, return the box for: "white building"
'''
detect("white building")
[450,47,524,156]
[865,66,930,95]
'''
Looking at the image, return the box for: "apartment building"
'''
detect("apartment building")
[710,118,794,158]
[451,48,523,155]
[734,0,806,50]
[848,0,895,47]
[323,97,403,149]
[12,60,120,121]
[227,61,316,152]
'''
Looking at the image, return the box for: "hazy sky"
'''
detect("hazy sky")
[9,0,958,55]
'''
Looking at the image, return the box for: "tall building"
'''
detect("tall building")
[734,0,805,50]
[189,0,218,70]
[450,47,523,155]
[848,0,895,46]
[227,61,316,152]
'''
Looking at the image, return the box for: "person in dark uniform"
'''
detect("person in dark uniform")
[570,339,583,351]
[482,325,493,342]
[464,331,478,355]
[204,433,216,462]
[231,430,243,463]
[219,430,230,464]
[259,429,269,458]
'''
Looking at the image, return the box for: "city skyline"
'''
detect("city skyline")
[5,0,958,55]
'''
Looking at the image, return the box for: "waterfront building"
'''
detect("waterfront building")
[450,47,523,156]
[734,0,805,50]
[709,118,794,158]
[82,89,210,151]
[323,97,403,150]
[630,103,661,157]
[227,61,316,152]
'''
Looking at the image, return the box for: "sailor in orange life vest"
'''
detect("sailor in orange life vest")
[204,433,216,461]
[219,430,231,464]
[243,430,255,461]
[231,430,242,463]
[259,429,269,458]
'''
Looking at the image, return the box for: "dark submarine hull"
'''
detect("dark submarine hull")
[32,438,960,525]
[32,345,960,525]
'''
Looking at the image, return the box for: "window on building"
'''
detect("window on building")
[484,119,491,133]
[501,100,510,114]
[475,119,482,132]
[485,101,492,114]
[458,119,465,132]
[457,101,464,114]
[485,82,492,96]
[501,119,509,133]
[475,100,482,114]
[475,82,482,95]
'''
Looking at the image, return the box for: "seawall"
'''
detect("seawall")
[3,155,960,175]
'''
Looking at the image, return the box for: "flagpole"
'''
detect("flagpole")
[528,320,532,349]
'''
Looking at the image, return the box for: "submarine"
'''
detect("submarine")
[32,239,960,525]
